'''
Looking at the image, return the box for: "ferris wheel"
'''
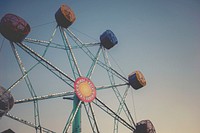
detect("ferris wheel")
[0,4,156,133]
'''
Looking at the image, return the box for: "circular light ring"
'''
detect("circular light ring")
[74,77,96,102]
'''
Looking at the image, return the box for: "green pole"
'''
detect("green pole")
[72,95,81,133]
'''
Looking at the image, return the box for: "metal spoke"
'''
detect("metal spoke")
[96,83,128,91]
[6,113,55,133]
[86,46,102,79]
[84,103,100,133]
[24,38,100,50]
[114,85,136,132]
[15,91,74,104]
[102,49,135,133]
[11,42,42,132]
[0,72,28,96]
[60,27,82,78]
[66,29,128,83]
[16,42,75,88]
[92,97,135,131]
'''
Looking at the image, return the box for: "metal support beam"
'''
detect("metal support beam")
[66,29,128,83]
[11,42,42,133]
[86,46,102,79]
[6,113,55,133]
[15,91,74,104]
[60,27,82,78]
[92,97,135,131]
[84,103,100,133]
[24,38,100,50]
[16,42,75,88]
[102,49,135,133]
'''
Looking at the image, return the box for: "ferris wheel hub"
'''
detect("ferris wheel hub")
[74,77,96,102]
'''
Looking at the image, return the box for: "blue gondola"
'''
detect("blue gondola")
[100,30,118,49]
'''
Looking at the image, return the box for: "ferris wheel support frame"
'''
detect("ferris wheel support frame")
[0,5,156,132]
[6,113,55,133]
[3,30,136,133]
[15,42,75,87]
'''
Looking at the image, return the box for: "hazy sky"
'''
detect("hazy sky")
[0,0,200,133]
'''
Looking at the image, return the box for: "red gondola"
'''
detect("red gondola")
[0,14,30,42]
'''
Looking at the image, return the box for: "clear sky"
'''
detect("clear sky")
[0,0,200,133]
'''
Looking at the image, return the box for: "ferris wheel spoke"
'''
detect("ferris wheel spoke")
[84,102,100,133]
[6,113,55,133]
[66,28,98,67]
[2,32,62,94]
[114,85,136,133]
[96,83,128,91]
[86,45,102,79]
[97,61,128,82]
[14,91,74,104]
[10,42,42,129]
[25,38,99,51]
[15,42,75,88]
[41,26,58,56]
[1,71,28,94]
[82,42,100,47]
[92,97,135,131]
[64,29,101,47]
[62,100,82,133]
[11,42,37,98]
[98,48,127,83]
[60,27,82,78]
[25,25,58,50]
[102,48,135,129]
[25,38,65,50]
[10,26,58,89]
[65,29,84,44]
[66,29,128,83]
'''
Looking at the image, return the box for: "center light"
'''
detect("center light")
[74,77,96,102]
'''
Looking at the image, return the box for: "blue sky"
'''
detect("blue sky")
[0,0,200,133]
